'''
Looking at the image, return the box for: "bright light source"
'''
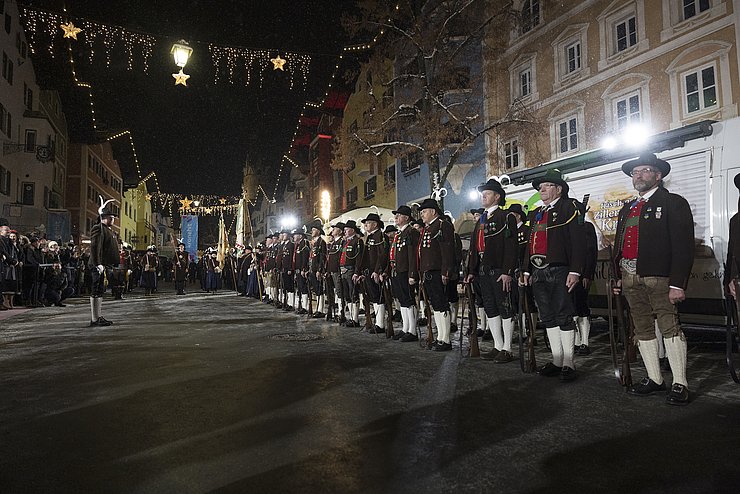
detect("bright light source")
[601,136,618,150]
[622,123,650,149]
[171,40,193,68]
[468,189,479,201]
[320,190,331,222]
[280,215,297,229]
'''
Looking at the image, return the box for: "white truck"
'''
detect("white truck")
[502,118,738,325]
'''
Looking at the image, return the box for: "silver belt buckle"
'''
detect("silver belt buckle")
[530,255,549,269]
[620,258,637,275]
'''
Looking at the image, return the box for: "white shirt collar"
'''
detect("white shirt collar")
[639,186,659,201]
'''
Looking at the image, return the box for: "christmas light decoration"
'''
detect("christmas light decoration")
[271,54,286,70]
[60,21,81,40]
[171,40,193,68]
[172,69,190,86]
[180,197,193,210]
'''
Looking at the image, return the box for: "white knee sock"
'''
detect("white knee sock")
[579,316,591,347]
[407,306,417,335]
[317,295,325,313]
[375,303,386,329]
[664,333,688,387]
[546,326,564,367]
[302,294,309,309]
[502,317,514,352]
[637,338,663,384]
[561,329,576,369]
[450,304,458,325]
[434,311,450,343]
[477,308,487,330]
[400,307,409,333]
[489,315,503,350]
[90,296,98,321]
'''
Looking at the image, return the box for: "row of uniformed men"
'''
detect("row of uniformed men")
[254,153,695,405]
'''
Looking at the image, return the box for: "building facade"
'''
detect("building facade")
[0,0,68,236]
[66,141,123,243]
[485,0,740,174]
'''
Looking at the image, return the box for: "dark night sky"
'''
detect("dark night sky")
[26,0,355,195]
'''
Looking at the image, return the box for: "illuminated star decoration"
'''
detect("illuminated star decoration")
[145,194,152,201]
[219,198,227,205]
[271,55,286,71]
[60,22,82,40]
[172,69,190,86]
[180,197,193,210]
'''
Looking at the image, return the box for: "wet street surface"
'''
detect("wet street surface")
[1,286,739,493]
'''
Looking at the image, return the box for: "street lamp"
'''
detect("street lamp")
[171,40,193,68]
[280,214,297,230]
[320,190,331,223]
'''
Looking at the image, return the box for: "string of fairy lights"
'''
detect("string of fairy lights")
[20,5,313,89]
[21,3,394,222]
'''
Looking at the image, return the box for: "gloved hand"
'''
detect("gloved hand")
[96,265,105,274]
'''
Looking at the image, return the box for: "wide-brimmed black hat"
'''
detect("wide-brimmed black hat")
[411,219,425,227]
[417,197,442,213]
[280,228,291,234]
[621,153,671,177]
[292,228,306,237]
[507,203,525,218]
[735,172,740,190]
[308,219,324,231]
[384,224,398,234]
[330,221,346,230]
[344,220,362,233]
[392,205,413,217]
[244,245,253,251]
[477,178,507,204]
[469,208,485,215]
[532,168,569,196]
[361,213,382,224]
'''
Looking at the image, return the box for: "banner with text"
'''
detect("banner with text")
[181,215,199,261]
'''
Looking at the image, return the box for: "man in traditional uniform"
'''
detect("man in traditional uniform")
[357,213,389,334]
[387,205,420,342]
[89,198,120,327]
[466,178,518,363]
[341,220,364,327]
[326,222,345,322]
[263,234,277,303]
[293,229,310,314]
[614,153,694,405]
[280,230,295,311]
[308,220,327,318]
[418,198,456,351]
[523,169,586,381]
[173,240,189,295]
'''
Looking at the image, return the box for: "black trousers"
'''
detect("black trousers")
[364,276,381,303]
[422,270,449,312]
[571,281,590,317]
[530,266,576,330]
[340,268,358,302]
[91,267,111,297]
[472,277,484,307]
[281,271,294,292]
[391,271,414,307]
[309,271,323,295]
[477,267,513,319]
[296,273,309,295]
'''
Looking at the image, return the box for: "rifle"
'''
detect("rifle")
[338,273,347,324]
[465,282,480,357]
[606,245,632,387]
[307,271,314,317]
[520,273,537,372]
[382,277,394,338]
[420,279,435,349]
[325,273,334,321]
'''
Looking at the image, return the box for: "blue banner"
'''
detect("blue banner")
[47,210,71,243]
[181,215,199,261]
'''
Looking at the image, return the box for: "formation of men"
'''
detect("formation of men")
[250,153,697,406]
[76,153,700,407]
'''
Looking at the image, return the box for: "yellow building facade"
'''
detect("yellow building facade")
[485,0,740,173]
[336,59,397,212]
